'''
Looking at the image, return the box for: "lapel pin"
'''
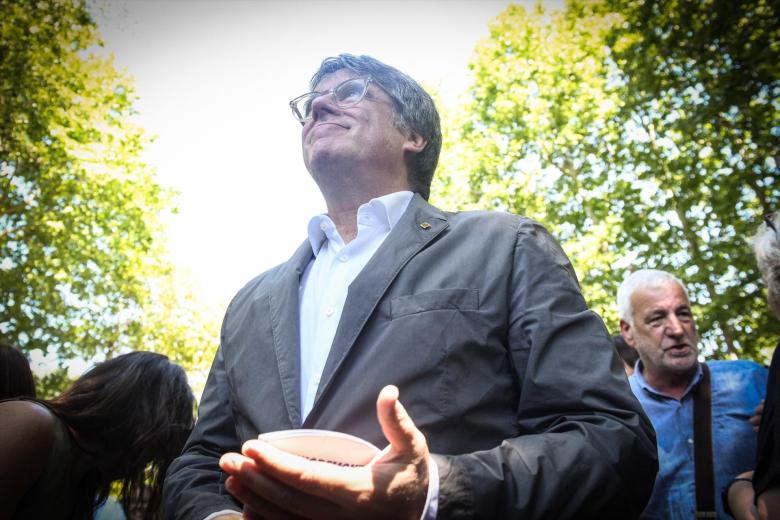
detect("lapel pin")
[419,222,431,230]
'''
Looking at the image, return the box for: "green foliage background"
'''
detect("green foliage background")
[432,0,779,362]
[1,0,777,397]
[0,0,218,396]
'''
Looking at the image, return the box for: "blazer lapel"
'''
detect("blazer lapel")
[268,240,313,428]
[308,195,449,420]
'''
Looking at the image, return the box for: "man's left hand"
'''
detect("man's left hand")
[219,385,430,520]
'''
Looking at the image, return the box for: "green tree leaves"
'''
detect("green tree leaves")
[606,0,779,359]
[0,0,217,394]
[433,0,779,361]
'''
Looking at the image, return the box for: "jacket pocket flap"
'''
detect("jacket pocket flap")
[390,289,479,319]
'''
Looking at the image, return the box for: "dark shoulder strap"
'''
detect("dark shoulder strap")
[693,362,716,519]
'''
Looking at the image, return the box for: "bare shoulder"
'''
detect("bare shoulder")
[0,400,56,460]
[0,400,56,442]
[0,400,57,515]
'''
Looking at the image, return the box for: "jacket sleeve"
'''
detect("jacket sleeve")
[162,340,242,520]
[432,219,658,519]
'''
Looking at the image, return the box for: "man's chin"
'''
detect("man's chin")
[307,152,344,180]
[665,354,698,373]
[306,145,351,171]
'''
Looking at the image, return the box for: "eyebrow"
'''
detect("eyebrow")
[644,310,667,320]
[643,305,691,320]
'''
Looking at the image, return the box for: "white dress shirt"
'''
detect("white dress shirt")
[299,190,414,418]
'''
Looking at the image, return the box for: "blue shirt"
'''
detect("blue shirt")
[629,360,767,519]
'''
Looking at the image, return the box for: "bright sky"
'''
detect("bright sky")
[91,0,555,308]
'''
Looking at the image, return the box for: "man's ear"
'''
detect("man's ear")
[402,131,426,155]
[619,319,637,348]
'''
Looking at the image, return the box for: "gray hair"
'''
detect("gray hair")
[309,54,442,200]
[617,269,689,326]
[751,212,780,299]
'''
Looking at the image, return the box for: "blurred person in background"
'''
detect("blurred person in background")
[0,342,36,400]
[613,334,640,376]
[618,269,767,519]
[727,212,780,520]
[0,351,196,519]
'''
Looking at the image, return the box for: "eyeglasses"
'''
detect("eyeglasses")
[765,212,779,242]
[289,76,382,125]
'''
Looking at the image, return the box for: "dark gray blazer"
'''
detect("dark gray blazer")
[163,194,657,519]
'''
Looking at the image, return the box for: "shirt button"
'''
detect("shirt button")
[339,255,348,262]
[319,222,328,231]
[687,438,693,444]
[325,306,334,317]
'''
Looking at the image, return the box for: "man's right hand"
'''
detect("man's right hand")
[219,385,430,520]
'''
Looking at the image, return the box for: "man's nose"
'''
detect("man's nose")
[664,315,685,336]
[309,92,338,121]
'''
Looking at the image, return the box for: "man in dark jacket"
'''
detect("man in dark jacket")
[163,53,657,520]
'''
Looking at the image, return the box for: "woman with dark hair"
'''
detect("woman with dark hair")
[0,351,196,519]
[0,342,36,399]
